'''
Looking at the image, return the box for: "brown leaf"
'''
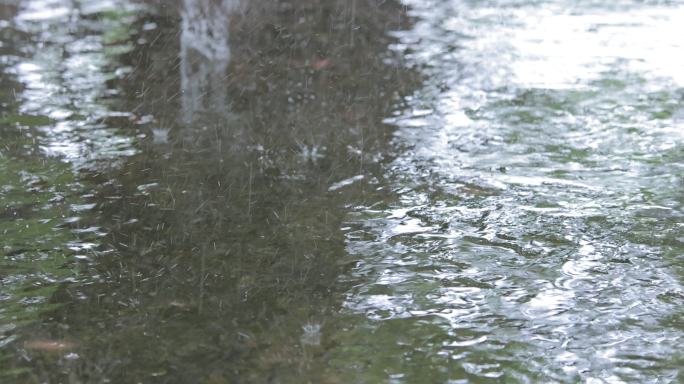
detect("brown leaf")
[312,58,331,70]
[24,340,75,352]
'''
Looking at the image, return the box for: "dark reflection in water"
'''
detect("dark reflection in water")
[1,0,414,382]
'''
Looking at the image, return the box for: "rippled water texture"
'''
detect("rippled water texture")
[339,0,684,382]
[1,0,684,382]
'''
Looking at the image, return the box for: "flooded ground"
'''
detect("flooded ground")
[1,0,683,382]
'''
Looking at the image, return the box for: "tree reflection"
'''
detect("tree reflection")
[2,0,416,382]
[180,0,239,123]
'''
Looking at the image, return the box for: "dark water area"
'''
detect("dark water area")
[0,0,415,382]
[2,0,684,383]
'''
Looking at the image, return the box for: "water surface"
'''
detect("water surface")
[336,0,684,382]
[1,0,684,382]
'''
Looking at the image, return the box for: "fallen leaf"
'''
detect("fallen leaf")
[24,340,75,352]
[312,58,331,70]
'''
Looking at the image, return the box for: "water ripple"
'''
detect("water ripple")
[338,0,684,381]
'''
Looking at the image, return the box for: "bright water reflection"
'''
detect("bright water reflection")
[339,0,684,382]
[11,0,140,169]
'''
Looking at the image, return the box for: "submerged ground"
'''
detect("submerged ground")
[1,0,683,382]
